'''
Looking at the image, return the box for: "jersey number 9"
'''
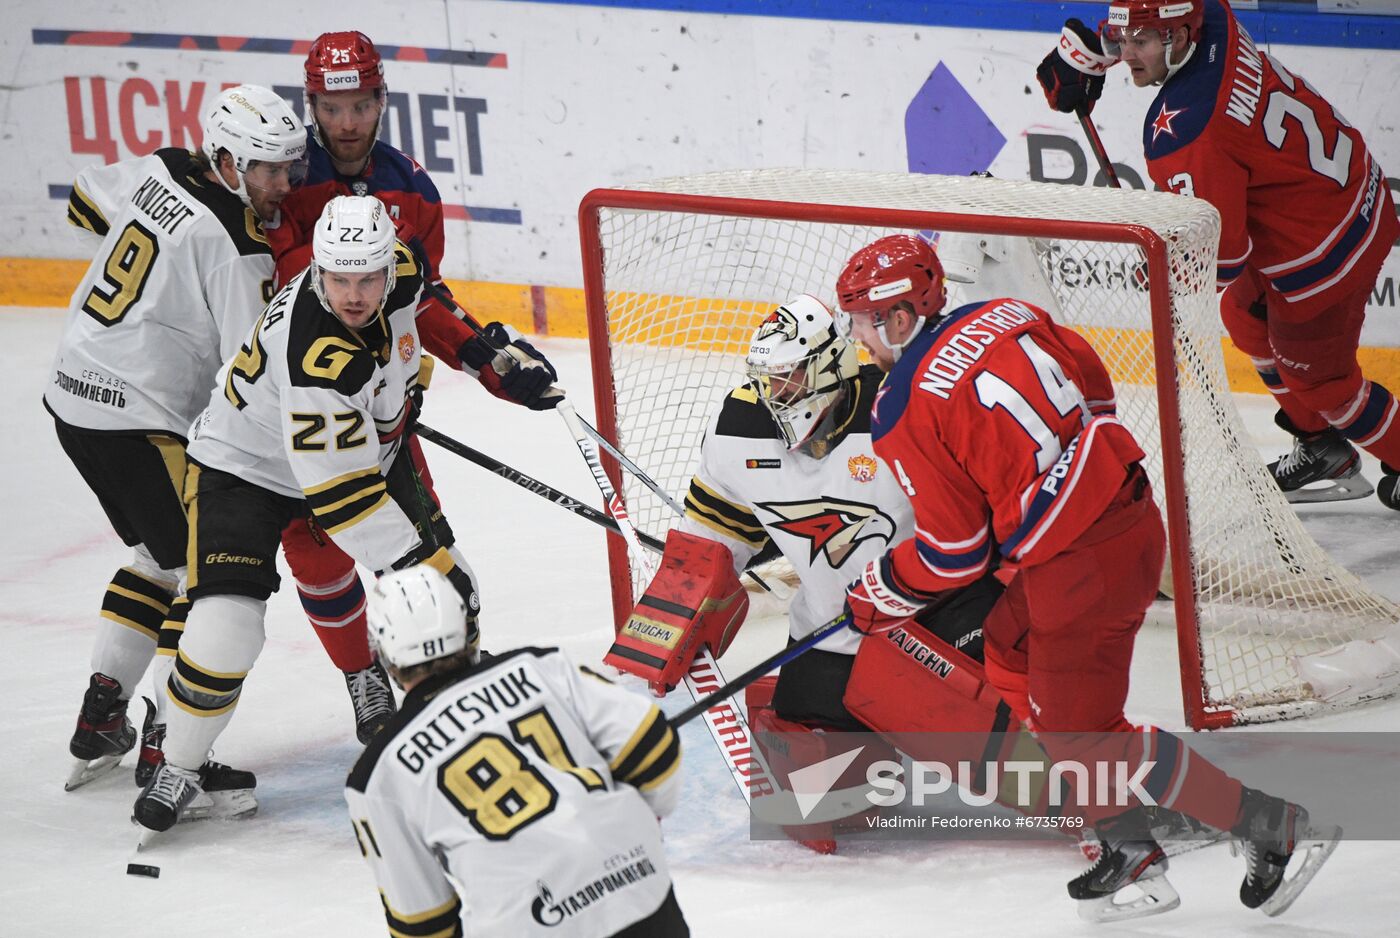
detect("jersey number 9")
[81,220,160,327]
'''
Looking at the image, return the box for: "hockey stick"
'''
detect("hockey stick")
[415,424,665,552]
[554,399,788,805]
[1076,106,1122,189]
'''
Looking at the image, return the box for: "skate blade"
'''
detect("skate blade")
[65,754,124,791]
[183,788,258,823]
[1260,826,1341,917]
[1283,476,1374,504]
[1077,871,1181,923]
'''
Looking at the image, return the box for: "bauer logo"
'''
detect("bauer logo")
[322,69,361,89]
[868,278,913,302]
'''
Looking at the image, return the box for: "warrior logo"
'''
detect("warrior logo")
[754,304,800,343]
[755,497,896,567]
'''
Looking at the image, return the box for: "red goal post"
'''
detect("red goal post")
[578,169,1400,730]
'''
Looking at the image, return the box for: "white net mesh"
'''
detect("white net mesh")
[584,169,1400,726]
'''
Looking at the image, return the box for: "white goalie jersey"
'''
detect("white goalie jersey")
[345,647,681,938]
[45,148,275,436]
[186,246,426,572]
[679,365,914,655]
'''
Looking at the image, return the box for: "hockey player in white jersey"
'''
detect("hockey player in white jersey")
[604,290,1005,853]
[132,195,481,833]
[48,84,306,791]
[348,566,688,938]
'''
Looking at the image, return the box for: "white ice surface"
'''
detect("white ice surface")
[2,306,1396,936]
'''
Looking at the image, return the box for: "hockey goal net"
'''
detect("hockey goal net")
[579,169,1399,729]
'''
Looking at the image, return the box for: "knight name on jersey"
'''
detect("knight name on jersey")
[919,299,1041,399]
[394,665,543,772]
[130,175,197,237]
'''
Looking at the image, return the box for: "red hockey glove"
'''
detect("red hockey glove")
[1036,19,1116,115]
[604,529,749,695]
[458,322,561,411]
[844,555,927,636]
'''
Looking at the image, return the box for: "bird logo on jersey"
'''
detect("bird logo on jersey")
[755,497,896,567]
[754,304,800,343]
[397,333,415,363]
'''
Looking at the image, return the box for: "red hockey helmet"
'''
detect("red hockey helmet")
[1103,0,1204,45]
[836,234,947,322]
[304,31,386,96]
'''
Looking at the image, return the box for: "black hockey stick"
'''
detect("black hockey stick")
[415,423,665,554]
[1076,106,1122,189]
[671,612,853,727]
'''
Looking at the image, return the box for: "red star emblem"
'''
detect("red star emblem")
[1151,102,1185,143]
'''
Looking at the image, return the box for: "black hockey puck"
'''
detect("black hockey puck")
[126,863,160,878]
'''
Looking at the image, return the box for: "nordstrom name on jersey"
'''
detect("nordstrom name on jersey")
[396,665,544,773]
[918,300,1041,400]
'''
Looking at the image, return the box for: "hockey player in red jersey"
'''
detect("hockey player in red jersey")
[835,233,1339,920]
[1037,0,1400,506]
[263,31,560,745]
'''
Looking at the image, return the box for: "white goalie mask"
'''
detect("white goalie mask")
[202,85,307,207]
[368,566,479,670]
[746,294,860,452]
[311,195,398,316]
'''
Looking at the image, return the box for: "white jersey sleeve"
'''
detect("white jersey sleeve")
[345,647,681,938]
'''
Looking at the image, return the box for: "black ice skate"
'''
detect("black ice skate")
[133,758,258,841]
[65,673,137,791]
[1268,426,1371,504]
[345,657,397,744]
[1376,463,1400,511]
[1231,787,1340,916]
[1069,809,1180,923]
[134,697,165,787]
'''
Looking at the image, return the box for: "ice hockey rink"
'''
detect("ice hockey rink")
[3,304,1397,936]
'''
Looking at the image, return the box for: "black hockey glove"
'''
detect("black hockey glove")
[458,321,561,411]
[1036,18,1116,115]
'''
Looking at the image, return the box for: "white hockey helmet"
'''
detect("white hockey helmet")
[746,294,860,451]
[368,566,478,670]
[202,85,307,205]
[310,195,398,314]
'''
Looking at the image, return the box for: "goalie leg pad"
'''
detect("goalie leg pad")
[604,529,749,694]
[748,676,894,854]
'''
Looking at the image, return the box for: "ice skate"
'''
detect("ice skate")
[345,657,397,744]
[1376,463,1400,511]
[133,758,258,836]
[1268,428,1371,504]
[1232,787,1340,916]
[1068,809,1180,922]
[65,673,136,791]
[134,697,165,787]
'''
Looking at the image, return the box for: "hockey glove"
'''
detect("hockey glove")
[844,554,927,636]
[1036,19,1116,115]
[458,322,561,410]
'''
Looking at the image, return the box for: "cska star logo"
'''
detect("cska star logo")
[755,497,896,567]
[1151,101,1186,143]
[754,304,800,342]
[398,333,416,363]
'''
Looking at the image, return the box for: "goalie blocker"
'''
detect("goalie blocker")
[605,529,749,694]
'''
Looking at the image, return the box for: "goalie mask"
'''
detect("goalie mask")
[368,566,480,671]
[1102,0,1203,83]
[745,294,859,452]
[311,195,398,321]
[202,85,307,208]
[835,234,947,365]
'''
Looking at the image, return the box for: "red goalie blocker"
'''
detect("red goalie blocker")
[604,530,750,695]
